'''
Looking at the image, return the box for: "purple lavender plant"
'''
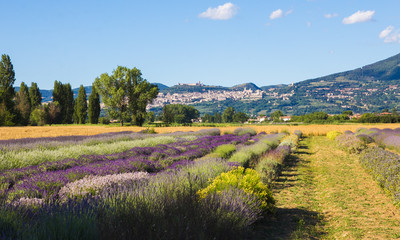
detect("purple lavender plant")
[360,147,400,204]
[3,134,252,201]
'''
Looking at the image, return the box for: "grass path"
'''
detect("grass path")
[254,136,400,239]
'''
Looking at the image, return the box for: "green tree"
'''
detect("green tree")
[63,83,74,124]
[270,110,283,122]
[94,66,157,126]
[30,106,47,126]
[127,68,159,126]
[233,111,249,123]
[46,102,61,125]
[73,85,88,124]
[202,113,214,123]
[145,111,155,123]
[29,82,42,109]
[162,104,199,124]
[15,82,31,125]
[0,54,16,126]
[214,112,222,123]
[88,85,101,124]
[222,107,235,123]
[52,80,64,123]
[94,67,131,126]
[53,81,74,124]
[342,110,353,116]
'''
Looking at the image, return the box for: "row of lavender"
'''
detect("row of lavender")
[0,129,222,170]
[0,129,299,239]
[330,128,400,206]
[1,133,251,202]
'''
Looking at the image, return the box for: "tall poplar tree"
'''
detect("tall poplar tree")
[63,83,74,124]
[29,82,42,108]
[52,81,74,124]
[88,85,100,124]
[0,54,16,126]
[52,80,65,124]
[74,85,88,124]
[15,82,31,125]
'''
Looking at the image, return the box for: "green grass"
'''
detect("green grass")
[253,136,400,239]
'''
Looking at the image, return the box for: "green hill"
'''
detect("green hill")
[230,82,261,91]
[191,53,400,116]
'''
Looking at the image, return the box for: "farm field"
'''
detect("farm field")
[2,126,400,239]
[256,136,400,239]
[2,123,400,140]
[0,128,295,239]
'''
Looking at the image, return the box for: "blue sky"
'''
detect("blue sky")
[2,0,400,89]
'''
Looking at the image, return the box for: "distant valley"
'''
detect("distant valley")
[24,53,400,116]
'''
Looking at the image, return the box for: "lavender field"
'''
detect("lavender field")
[0,128,300,239]
[330,128,400,207]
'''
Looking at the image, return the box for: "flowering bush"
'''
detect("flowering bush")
[279,134,299,152]
[229,134,284,167]
[293,130,303,138]
[233,128,257,136]
[58,172,149,200]
[336,133,366,154]
[360,147,400,205]
[197,166,275,212]
[326,130,342,140]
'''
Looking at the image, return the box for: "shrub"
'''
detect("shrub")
[336,133,366,154]
[293,130,303,138]
[360,147,400,205]
[96,158,250,239]
[279,135,299,152]
[99,117,110,125]
[211,144,236,159]
[233,128,257,136]
[255,158,280,186]
[58,172,149,200]
[197,166,275,212]
[326,130,342,140]
[344,130,353,135]
[356,134,374,144]
[139,127,157,134]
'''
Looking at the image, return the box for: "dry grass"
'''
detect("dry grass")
[308,137,400,239]
[296,137,400,239]
[257,136,400,239]
[2,123,400,140]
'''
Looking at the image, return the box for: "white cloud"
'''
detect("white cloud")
[379,26,394,39]
[198,2,238,20]
[379,26,400,43]
[342,10,375,24]
[270,9,283,20]
[285,9,293,16]
[324,13,338,19]
[306,21,311,27]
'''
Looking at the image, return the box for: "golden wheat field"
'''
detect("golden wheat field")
[1,123,400,140]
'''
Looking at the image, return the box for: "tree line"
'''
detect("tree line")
[0,54,159,126]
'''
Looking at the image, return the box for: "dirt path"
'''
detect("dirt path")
[254,136,400,239]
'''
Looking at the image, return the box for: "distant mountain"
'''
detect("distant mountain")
[230,82,261,91]
[188,53,400,115]
[153,83,169,91]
